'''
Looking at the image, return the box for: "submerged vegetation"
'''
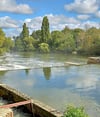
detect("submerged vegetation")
[0,16,100,55]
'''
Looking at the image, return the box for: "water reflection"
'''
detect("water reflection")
[25,69,30,76]
[43,67,51,80]
[0,53,100,117]
[66,75,99,91]
[0,71,7,76]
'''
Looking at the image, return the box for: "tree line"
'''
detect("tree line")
[0,16,100,55]
[0,28,14,54]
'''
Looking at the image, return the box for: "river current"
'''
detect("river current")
[0,52,100,117]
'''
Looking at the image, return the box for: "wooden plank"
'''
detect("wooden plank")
[0,100,32,108]
[65,62,81,66]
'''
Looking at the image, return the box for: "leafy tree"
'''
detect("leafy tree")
[15,23,36,51]
[51,29,75,52]
[0,28,5,47]
[31,30,41,41]
[41,16,50,43]
[87,27,100,55]
[0,28,13,54]
[31,30,41,48]
[20,23,29,38]
[51,30,64,49]
[62,26,71,34]
[72,28,85,50]
[81,27,100,55]
[3,37,14,52]
[39,43,50,53]
[15,37,24,51]
[58,32,75,52]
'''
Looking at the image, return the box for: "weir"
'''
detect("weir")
[0,84,63,117]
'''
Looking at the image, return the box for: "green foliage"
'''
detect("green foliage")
[15,37,24,51]
[39,43,50,53]
[4,37,14,52]
[21,23,29,38]
[23,36,35,51]
[51,30,64,49]
[64,105,89,117]
[14,21,100,55]
[41,16,50,43]
[51,30,75,52]
[0,28,14,54]
[15,23,36,51]
[31,30,41,41]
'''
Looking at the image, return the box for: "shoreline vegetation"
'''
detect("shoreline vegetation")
[0,16,100,56]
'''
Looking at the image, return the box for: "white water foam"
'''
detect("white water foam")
[0,53,65,71]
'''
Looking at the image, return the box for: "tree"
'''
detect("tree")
[21,23,29,38]
[15,37,23,51]
[41,16,50,43]
[0,28,6,54]
[51,30,75,52]
[15,23,36,51]
[58,32,75,52]
[72,28,85,50]
[31,30,41,41]
[23,36,35,51]
[3,37,14,52]
[39,43,50,53]
[51,30,64,49]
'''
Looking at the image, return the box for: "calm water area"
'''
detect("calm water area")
[0,52,100,117]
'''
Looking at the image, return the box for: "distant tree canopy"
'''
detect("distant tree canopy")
[6,16,100,55]
[15,23,35,51]
[0,28,14,54]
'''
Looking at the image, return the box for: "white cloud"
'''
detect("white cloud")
[96,11,100,18]
[47,14,80,30]
[81,21,100,29]
[77,15,90,20]
[0,0,33,14]
[1,14,100,37]
[0,16,18,28]
[67,75,99,90]
[24,14,80,31]
[64,0,99,14]
[24,16,43,30]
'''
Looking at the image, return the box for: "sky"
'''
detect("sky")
[0,0,100,37]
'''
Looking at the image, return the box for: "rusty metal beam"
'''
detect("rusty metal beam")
[0,100,32,108]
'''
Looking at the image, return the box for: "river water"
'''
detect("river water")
[0,52,100,117]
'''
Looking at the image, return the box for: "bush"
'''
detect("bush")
[39,43,50,53]
[64,105,89,117]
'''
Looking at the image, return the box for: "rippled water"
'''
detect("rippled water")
[0,52,100,117]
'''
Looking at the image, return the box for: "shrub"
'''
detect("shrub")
[64,105,89,117]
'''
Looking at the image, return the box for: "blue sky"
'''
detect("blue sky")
[0,0,100,37]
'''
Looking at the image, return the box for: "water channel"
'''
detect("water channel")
[0,52,100,117]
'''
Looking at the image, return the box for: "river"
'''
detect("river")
[0,52,100,117]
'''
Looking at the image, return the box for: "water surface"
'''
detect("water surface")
[0,53,100,117]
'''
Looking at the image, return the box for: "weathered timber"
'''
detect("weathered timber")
[87,57,100,64]
[0,100,32,108]
[65,62,87,66]
[0,108,13,117]
[0,84,63,117]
